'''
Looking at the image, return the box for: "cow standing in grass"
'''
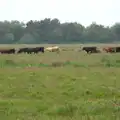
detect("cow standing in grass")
[34,47,44,53]
[0,48,16,54]
[82,46,100,54]
[17,47,44,54]
[103,47,115,53]
[17,48,28,54]
[114,47,120,53]
[45,46,60,53]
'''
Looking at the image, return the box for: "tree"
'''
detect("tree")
[84,23,114,43]
[18,33,36,44]
[111,23,120,41]
[0,18,118,44]
[10,20,25,42]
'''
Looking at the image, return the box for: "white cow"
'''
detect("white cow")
[45,46,60,53]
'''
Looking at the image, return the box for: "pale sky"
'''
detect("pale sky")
[0,0,119,26]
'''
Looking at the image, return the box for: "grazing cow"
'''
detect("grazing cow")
[103,47,115,53]
[45,46,60,53]
[0,48,15,54]
[17,47,44,54]
[82,46,99,54]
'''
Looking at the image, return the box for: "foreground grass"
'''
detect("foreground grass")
[0,67,120,119]
[0,50,120,119]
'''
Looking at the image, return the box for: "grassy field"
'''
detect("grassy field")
[0,44,120,120]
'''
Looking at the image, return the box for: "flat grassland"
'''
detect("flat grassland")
[0,44,120,120]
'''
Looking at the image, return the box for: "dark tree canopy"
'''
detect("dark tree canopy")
[0,18,119,44]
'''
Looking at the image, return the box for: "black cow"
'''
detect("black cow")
[115,47,120,53]
[0,48,15,54]
[17,47,44,54]
[82,46,99,54]
[17,48,29,54]
[34,47,44,53]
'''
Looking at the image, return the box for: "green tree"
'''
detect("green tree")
[111,23,120,41]
[0,18,118,44]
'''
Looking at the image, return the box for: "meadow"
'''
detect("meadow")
[0,44,120,120]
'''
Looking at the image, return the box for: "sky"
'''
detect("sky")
[0,0,119,27]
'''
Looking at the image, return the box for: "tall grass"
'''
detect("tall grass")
[0,55,120,68]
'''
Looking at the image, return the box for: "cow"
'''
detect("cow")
[115,47,120,53]
[35,47,44,53]
[17,47,44,54]
[17,48,29,54]
[45,46,60,53]
[82,46,100,54]
[0,48,15,54]
[103,47,115,53]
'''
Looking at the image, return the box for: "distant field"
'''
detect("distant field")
[0,44,120,119]
[0,43,120,48]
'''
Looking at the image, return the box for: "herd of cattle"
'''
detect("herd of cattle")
[0,45,120,54]
[0,46,58,54]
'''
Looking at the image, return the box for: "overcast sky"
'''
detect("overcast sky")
[0,0,119,26]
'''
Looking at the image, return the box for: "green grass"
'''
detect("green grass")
[0,44,120,119]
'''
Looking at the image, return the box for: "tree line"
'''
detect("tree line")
[0,18,120,44]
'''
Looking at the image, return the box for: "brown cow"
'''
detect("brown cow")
[103,47,115,53]
[0,48,15,54]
